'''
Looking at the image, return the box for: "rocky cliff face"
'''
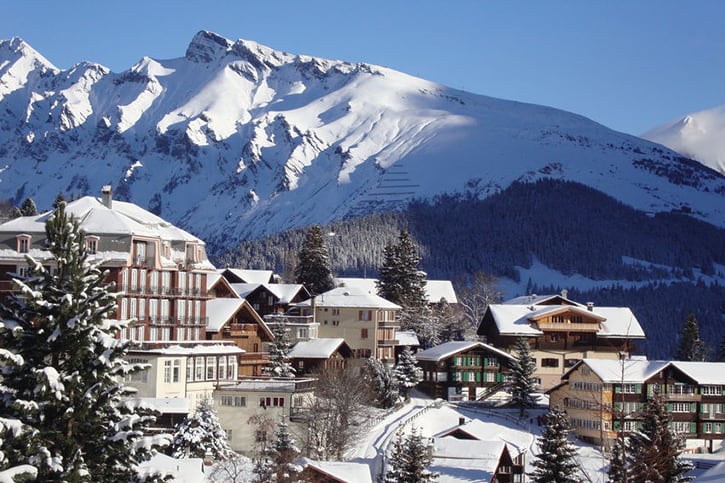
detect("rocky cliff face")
[0,31,723,250]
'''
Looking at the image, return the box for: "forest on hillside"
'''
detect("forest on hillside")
[216,179,725,360]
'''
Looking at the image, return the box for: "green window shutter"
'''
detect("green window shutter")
[615,385,621,394]
[614,402,622,412]
[690,422,697,433]
[496,372,503,383]
[483,358,488,367]
[463,372,469,382]
[476,372,481,382]
[691,403,697,413]
[635,384,642,394]
[613,420,621,431]
[668,403,673,412]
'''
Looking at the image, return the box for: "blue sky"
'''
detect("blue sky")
[2,1,723,135]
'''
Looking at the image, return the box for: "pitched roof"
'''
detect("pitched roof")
[415,341,513,362]
[396,330,420,347]
[670,361,725,385]
[296,286,401,309]
[289,338,349,359]
[485,303,645,339]
[222,268,274,284]
[334,277,458,304]
[206,298,246,332]
[433,418,531,454]
[566,359,669,383]
[299,458,373,483]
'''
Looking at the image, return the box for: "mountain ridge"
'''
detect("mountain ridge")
[0,31,723,253]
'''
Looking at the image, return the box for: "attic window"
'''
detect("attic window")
[163,242,171,259]
[86,236,99,254]
[185,244,197,263]
[16,234,31,253]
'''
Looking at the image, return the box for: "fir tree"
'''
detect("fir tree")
[384,427,438,483]
[510,337,538,417]
[0,201,166,481]
[675,313,706,361]
[266,420,301,483]
[377,240,402,304]
[168,398,234,461]
[607,433,627,483]
[53,192,66,210]
[529,406,580,483]
[393,347,423,401]
[264,323,296,378]
[366,356,400,409]
[294,225,334,295]
[19,197,38,216]
[626,393,693,482]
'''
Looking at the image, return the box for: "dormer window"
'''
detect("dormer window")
[163,242,171,259]
[16,234,31,253]
[86,236,99,255]
[185,243,197,264]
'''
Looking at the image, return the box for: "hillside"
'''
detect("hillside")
[0,32,723,255]
[219,179,725,359]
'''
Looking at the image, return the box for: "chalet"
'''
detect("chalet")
[214,377,316,454]
[477,292,646,390]
[414,341,514,401]
[205,298,275,376]
[294,286,401,362]
[548,358,725,452]
[229,282,310,317]
[288,338,353,375]
[0,186,216,344]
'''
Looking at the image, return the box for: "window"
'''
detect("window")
[228,356,237,380]
[702,385,723,396]
[541,358,559,368]
[172,359,180,382]
[163,360,175,383]
[206,356,217,380]
[671,402,692,413]
[187,358,193,381]
[704,422,713,434]
[195,357,204,381]
[548,334,558,342]
[358,310,372,321]
[86,236,98,254]
[259,397,284,408]
[134,241,147,264]
[16,235,31,253]
[218,356,227,380]
[221,395,246,407]
[332,308,340,315]
[298,328,309,339]
[17,266,29,278]
[621,383,640,394]
[361,328,369,339]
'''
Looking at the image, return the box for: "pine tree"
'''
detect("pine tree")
[294,225,334,295]
[377,240,402,304]
[19,197,38,216]
[266,420,301,483]
[384,427,438,483]
[607,433,627,483]
[0,201,166,481]
[264,323,296,378]
[366,356,400,409]
[626,393,693,482]
[168,398,234,461]
[510,337,538,417]
[529,406,580,483]
[393,347,423,401]
[675,313,706,361]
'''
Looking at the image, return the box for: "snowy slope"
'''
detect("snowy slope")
[642,105,725,175]
[0,31,723,250]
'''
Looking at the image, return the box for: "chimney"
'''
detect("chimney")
[459,417,466,426]
[561,289,568,299]
[101,185,112,209]
[587,302,594,312]
[311,296,316,323]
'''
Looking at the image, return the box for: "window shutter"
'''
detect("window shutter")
[690,422,697,433]
[615,385,621,394]
[691,403,696,413]
[667,403,673,412]
[635,384,642,394]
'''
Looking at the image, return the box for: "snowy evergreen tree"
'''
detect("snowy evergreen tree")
[366,356,400,409]
[0,201,166,481]
[168,398,233,461]
[264,322,296,378]
[607,433,627,483]
[294,225,334,295]
[510,337,538,416]
[266,420,301,483]
[377,240,402,304]
[625,393,693,482]
[376,229,428,308]
[393,347,423,401]
[529,406,580,483]
[675,313,706,361]
[384,427,438,483]
[19,197,38,216]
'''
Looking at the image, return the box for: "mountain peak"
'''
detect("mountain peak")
[0,36,57,70]
[185,30,233,63]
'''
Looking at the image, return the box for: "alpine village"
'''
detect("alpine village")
[1,32,725,483]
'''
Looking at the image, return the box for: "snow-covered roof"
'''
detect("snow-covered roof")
[229,283,260,299]
[217,378,316,393]
[132,343,244,356]
[415,341,513,362]
[137,454,205,483]
[568,359,668,384]
[223,268,274,284]
[335,277,458,304]
[206,298,246,332]
[434,418,531,454]
[296,286,401,310]
[670,361,725,385]
[289,338,348,359]
[299,457,373,483]
[396,330,420,347]
[486,303,645,339]
[266,283,307,304]
[503,293,583,306]
[206,272,223,291]
[128,397,191,414]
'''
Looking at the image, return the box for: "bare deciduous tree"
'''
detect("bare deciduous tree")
[454,271,503,337]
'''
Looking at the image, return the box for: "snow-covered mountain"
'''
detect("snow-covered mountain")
[642,105,725,175]
[0,31,723,250]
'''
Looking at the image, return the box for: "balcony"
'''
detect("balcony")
[224,324,258,337]
[264,315,315,326]
[666,393,700,402]
[378,339,399,346]
[378,320,400,328]
[536,322,600,332]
